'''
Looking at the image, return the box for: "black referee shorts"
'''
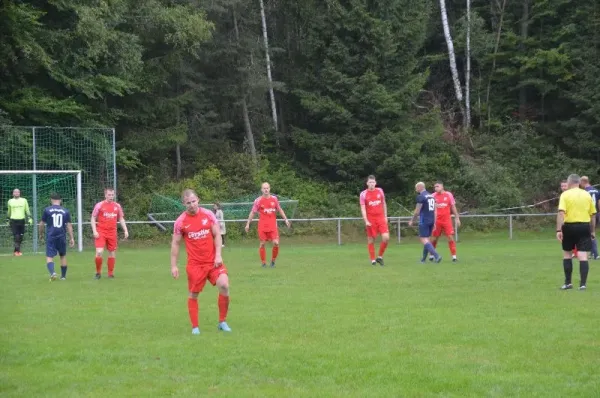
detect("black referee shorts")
[562,222,592,251]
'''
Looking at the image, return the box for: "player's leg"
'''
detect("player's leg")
[57,238,68,280]
[365,223,376,265]
[591,216,598,259]
[560,225,576,290]
[221,234,226,247]
[375,220,389,266]
[270,231,280,268]
[186,266,209,334]
[12,220,25,255]
[258,230,268,267]
[419,224,440,263]
[94,234,106,278]
[106,235,118,278]
[575,226,591,290]
[10,220,18,255]
[209,265,231,332]
[45,238,58,280]
[444,223,457,261]
[429,222,443,261]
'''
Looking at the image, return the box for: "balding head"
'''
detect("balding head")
[181,189,200,214]
[261,182,271,197]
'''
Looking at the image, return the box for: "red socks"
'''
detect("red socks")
[188,295,229,327]
[368,243,375,261]
[449,241,457,256]
[218,294,230,322]
[107,257,115,275]
[259,247,266,263]
[95,257,102,274]
[378,241,388,257]
[188,298,199,328]
[272,246,279,261]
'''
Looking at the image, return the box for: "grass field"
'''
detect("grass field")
[1,238,599,397]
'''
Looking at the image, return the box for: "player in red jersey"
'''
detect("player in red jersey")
[561,180,578,257]
[431,182,460,262]
[245,182,291,268]
[91,188,129,279]
[171,189,231,334]
[359,175,389,266]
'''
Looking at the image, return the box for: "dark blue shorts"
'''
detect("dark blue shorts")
[46,236,67,257]
[418,223,434,238]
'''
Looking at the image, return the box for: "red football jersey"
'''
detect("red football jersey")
[174,208,218,266]
[360,188,385,218]
[252,195,280,232]
[91,201,124,233]
[433,191,456,219]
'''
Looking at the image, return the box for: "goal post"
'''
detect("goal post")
[0,170,83,253]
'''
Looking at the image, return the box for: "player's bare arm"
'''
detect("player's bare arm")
[556,210,565,241]
[91,215,99,238]
[119,215,129,239]
[360,204,371,226]
[211,223,223,267]
[408,203,422,226]
[383,198,388,220]
[591,212,596,238]
[277,205,291,228]
[245,210,255,233]
[67,222,75,247]
[38,220,45,242]
[452,204,461,227]
[170,233,182,279]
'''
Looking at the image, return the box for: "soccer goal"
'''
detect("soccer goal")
[0,170,83,254]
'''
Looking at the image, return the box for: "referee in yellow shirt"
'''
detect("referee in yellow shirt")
[557,174,597,290]
[7,188,32,256]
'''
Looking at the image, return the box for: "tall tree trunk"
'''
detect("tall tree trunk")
[175,143,182,179]
[259,0,278,133]
[519,0,529,121]
[486,0,508,130]
[233,8,258,167]
[439,0,466,127]
[465,0,471,128]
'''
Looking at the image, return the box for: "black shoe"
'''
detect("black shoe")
[94,273,101,280]
[261,263,267,268]
[375,257,384,266]
[108,275,115,279]
[270,261,276,268]
[371,260,377,266]
[560,283,573,290]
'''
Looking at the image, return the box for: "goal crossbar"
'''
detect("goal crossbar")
[1,170,83,252]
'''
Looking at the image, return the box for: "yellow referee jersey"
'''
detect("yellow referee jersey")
[558,188,596,223]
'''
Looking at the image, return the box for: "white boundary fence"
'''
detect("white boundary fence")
[91,213,559,244]
[0,213,560,253]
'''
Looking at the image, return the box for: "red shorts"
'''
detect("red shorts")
[186,263,228,293]
[432,219,454,238]
[366,217,389,238]
[95,232,118,251]
[259,229,279,242]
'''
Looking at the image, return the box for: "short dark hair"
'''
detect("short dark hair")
[367,175,376,181]
[435,181,444,185]
[560,180,567,184]
[50,192,61,200]
[104,187,115,192]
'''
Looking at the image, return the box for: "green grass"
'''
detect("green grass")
[1,238,599,397]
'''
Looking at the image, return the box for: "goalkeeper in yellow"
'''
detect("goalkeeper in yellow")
[7,188,32,256]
